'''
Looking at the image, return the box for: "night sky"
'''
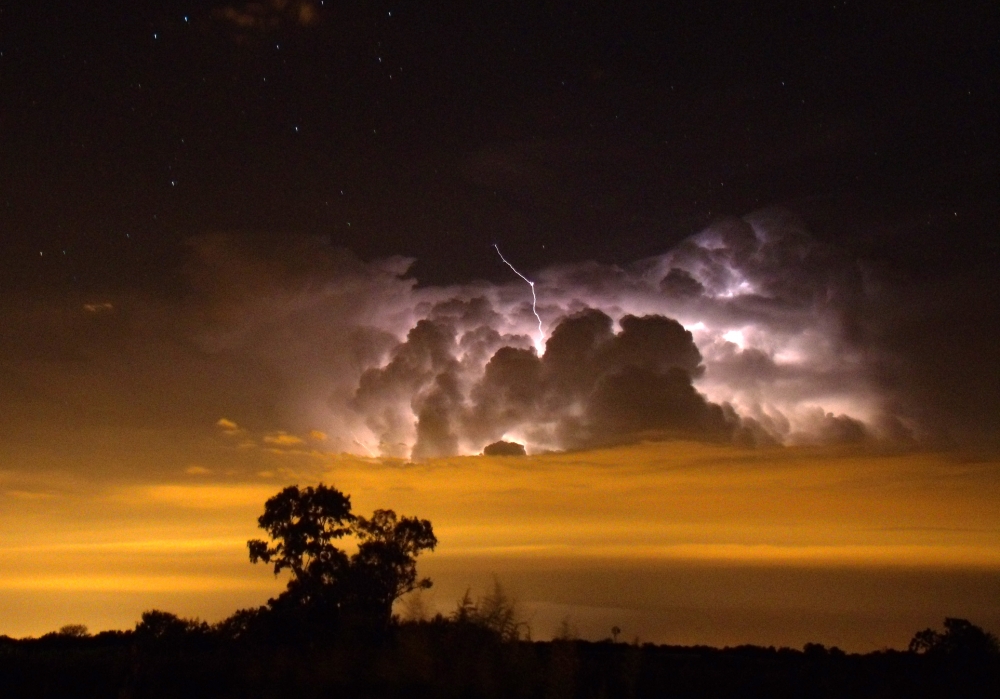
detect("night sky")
[4,2,995,283]
[1,1,998,645]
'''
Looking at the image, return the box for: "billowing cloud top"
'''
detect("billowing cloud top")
[2,207,994,464]
[169,208,993,458]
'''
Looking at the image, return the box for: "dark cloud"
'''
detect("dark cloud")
[468,346,543,447]
[788,410,870,447]
[348,303,731,455]
[483,440,526,457]
[411,368,463,460]
[485,310,729,450]
[660,269,704,299]
[500,309,723,449]
[584,365,729,446]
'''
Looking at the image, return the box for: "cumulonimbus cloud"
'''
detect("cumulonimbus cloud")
[177,208,993,458]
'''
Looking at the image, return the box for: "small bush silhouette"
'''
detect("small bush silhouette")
[451,578,530,641]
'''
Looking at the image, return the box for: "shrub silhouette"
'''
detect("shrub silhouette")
[450,578,530,641]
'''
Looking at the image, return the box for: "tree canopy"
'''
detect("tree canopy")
[248,484,436,629]
[909,617,1000,659]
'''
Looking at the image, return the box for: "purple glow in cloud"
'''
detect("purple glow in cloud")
[173,208,977,458]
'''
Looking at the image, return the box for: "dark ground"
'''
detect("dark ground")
[2,621,997,699]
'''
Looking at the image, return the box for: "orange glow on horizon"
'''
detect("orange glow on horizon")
[2,440,999,645]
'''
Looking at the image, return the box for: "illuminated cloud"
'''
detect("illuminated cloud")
[262,431,305,447]
[456,309,730,451]
[1,209,992,466]
[216,418,240,433]
[173,209,995,458]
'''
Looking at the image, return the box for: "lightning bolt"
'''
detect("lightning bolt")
[494,244,544,354]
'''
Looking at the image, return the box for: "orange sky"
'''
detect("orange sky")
[2,433,999,648]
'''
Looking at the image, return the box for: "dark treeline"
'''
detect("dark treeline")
[1,617,998,699]
[3,484,997,697]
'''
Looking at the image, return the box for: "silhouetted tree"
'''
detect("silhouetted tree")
[213,605,269,641]
[134,610,209,645]
[248,483,436,631]
[909,617,1000,659]
[349,508,438,626]
[248,484,355,614]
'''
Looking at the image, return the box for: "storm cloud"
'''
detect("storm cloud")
[355,307,732,455]
[3,208,995,462]
[176,208,992,457]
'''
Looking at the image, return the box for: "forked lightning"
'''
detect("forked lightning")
[494,244,544,352]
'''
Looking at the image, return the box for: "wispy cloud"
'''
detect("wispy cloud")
[216,418,241,434]
[263,431,305,447]
[213,0,321,33]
